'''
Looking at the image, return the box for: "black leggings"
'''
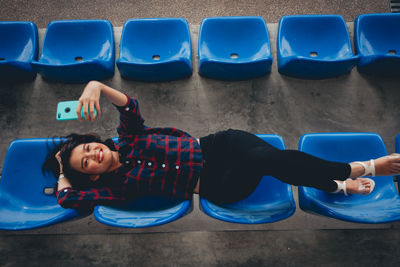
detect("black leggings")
[199,129,351,204]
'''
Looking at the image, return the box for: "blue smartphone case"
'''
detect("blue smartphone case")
[56,101,97,121]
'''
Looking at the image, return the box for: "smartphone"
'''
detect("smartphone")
[56,100,97,121]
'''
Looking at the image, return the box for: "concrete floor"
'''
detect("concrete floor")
[0,0,391,27]
[1,0,400,266]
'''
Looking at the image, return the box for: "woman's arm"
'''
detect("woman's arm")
[55,151,72,191]
[54,151,124,209]
[77,81,129,121]
[57,176,72,192]
[56,186,126,209]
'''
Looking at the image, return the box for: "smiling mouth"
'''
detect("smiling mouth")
[98,149,104,163]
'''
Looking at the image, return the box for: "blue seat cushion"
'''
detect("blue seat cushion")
[93,137,193,228]
[0,139,81,230]
[199,134,296,224]
[298,133,400,223]
[94,196,192,228]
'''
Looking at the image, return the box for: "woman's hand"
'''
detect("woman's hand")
[55,151,72,191]
[77,81,103,122]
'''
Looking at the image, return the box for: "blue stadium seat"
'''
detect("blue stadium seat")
[199,134,296,224]
[117,18,192,82]
[198,16,272,80]
[94,197,192,228]
[94,137,193,228]
[298,133,400,223]
[0,139,81,230]
[354,13,400,76]
[277,15,359,79]
[0,21,38,83]
[31,20,115,83]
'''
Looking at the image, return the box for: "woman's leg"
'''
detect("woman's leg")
[200,129,400,203]
[199,129,279,204]
[246,148,349,192]
[247,147,400,194]
[340,154,400,194]
[201,129,350,203]
[348,154,400,178]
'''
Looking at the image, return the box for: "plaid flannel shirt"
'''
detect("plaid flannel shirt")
[56,95,203,209]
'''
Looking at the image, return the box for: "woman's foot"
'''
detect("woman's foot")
[374,154,400,176]
[334,178,374,195]
[349,153,400,178]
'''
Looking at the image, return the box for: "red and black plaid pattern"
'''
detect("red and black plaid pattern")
[56,187,126,209]
[57,95,203,209]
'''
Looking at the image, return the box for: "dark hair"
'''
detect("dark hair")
[42,133,117,190]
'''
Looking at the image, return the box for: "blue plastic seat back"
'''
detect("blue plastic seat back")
[39,20,114,64]
[0,21,38,82]
[199,16,271,62]
[355,14,400,56]
[119,18,191,63]
[277,15,358,79]
[354,13,400,75]
[200,134,296,224]
[0,139,80,230]
[116,18,192,82]
[278,15,354,59]
[0,22,37,62]
[31,20,115,83]
[198,16,272,80]
[298,133,400,223]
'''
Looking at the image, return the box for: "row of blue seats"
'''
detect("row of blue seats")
[1,13,399,83]
[1,133,400,231]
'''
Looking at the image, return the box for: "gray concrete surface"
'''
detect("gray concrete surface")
[1,1,399,266]
[0,0,391,27]
[2,230,400,267]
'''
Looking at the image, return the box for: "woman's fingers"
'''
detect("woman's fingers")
[82,101,89,121]
[89,101,96,122]
[76,101,83,121]
[77,98,100,122]
[77,81,102,122]
[391,162,400,168]
[94,100,101,118]
[390,165,400,174]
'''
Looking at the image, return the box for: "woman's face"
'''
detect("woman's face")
[69,142,115,176]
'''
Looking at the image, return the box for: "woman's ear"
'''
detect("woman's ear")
[90,175,100,182]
